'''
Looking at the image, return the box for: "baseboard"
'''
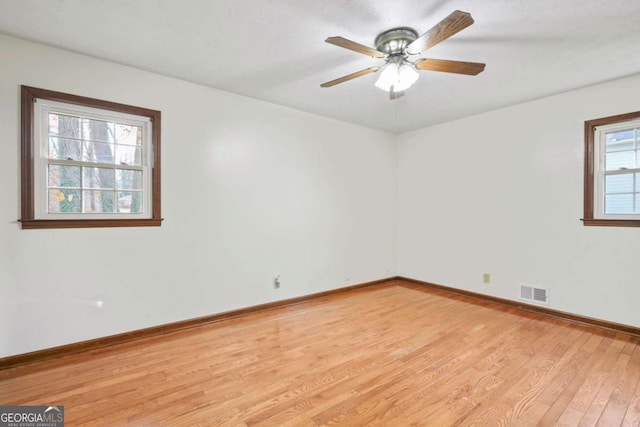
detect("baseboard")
[397,276,640,338]
[4,275,638,371]
[0,277,398,371]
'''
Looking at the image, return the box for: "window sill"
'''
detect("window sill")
[20,218,163,229]
[581,218,640,227]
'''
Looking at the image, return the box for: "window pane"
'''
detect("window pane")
[82,190,115,213]
[116,170,143,190]
[83,140,115,163]
[48,137,82,160]
[637,194,640,214]
[115,144,142,166]
[83,167,115,189]
[605,194,634,214]
[114,124,142,146]
[48,165,80,187]
[605,129,635,152]
[82,118,114,143]
[605,173,633,194]
[605,151,635,171]
[49,113,81,138]
[48,189,81,213]
[117,191,143,213]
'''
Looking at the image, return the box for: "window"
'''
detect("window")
[21,86,161,229]
[583,111,640,226]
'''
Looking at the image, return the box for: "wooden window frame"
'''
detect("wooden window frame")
[583,110,640,227]
[20,85,162,229]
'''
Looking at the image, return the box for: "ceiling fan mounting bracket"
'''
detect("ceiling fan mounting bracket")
[374,27,418,56]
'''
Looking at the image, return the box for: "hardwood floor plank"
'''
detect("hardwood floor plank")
[579,338,633,426]
[2,284,640,426]
[445,320,573,425]
[556,332,621,425]
[622,375,640,426]
[538,333,610,425]
[596,341,640,426]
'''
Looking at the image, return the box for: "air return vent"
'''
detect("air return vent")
[520,285,549,305]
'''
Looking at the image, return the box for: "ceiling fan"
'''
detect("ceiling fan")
[320,10,485,99]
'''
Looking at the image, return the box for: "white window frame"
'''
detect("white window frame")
[33,100,154,220]
[592,120,640,220]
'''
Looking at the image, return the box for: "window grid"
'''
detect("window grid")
[602,126,640,215]
[46,112,145,215]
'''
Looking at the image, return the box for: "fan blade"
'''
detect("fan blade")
[405,10,474,55]
[325,36,387,59]
[415,58,485,75]
[320,67,379,88]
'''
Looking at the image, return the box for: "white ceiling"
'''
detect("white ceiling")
[1,0,640,134]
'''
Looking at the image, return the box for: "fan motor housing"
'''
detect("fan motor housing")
[374,27,419,55]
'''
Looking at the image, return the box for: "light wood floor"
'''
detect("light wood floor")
[2,283,640,426]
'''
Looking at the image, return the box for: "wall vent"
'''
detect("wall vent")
[519,285,550,305]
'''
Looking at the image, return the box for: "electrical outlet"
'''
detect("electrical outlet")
[273,275,281,289]
[482,273,491,284]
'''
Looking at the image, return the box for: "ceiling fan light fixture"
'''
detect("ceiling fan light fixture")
[374,58,419,92]
[321,11,485,96]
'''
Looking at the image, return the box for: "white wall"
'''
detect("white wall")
[0,34,397,358]
[398,73,640,328]
[4,32,640,360]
